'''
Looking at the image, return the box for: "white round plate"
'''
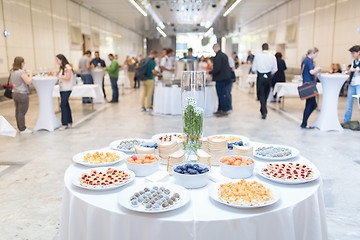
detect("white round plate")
[207,134,250,146]
[72,149,127,167]
[151,133,183,143]
[253,144,299,161]
[209,180,280,209]
[255,163,320,185]
[118,183,190,213]
[109,138,145,153]
[71,167,135,191]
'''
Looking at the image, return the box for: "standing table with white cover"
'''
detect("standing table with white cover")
[91,69,105,102]
[60,146,327,240]
[314,74,349,131]
[32,76,60,131]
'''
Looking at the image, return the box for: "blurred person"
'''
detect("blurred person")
[11,56,33,134]
[330,63,342,74]
[106,54,120,103]
[300,47,322,129]
[226,55,236,112]
[125,56,136,88]
[56,54,74,130]
[140,50,158,111]
[78,50,93,103]
[343,45,360,124]
[160,48,174,79]
[198,56,208,71]
[232,52,240,69]
[90,51,106,97]
[115,54,119,61]
[206,57,214,71]
[185,48,197,60]
[210,43,231,115]
[133,57,141,88]
[246,50,255,63]
[272,52,287,102]
[251,43,278,119]
[181,52,187,60]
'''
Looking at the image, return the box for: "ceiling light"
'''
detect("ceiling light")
[223,0,242,17]
[156,26,167,37]
[129,0,147,16]
[205,27,213,37]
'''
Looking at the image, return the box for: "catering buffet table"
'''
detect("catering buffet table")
[60,140,327,240]
[153,83,218,115]
[314,74,349,131]
[32,76,61,131]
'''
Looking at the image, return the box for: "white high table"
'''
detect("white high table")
[314,74,349,131]
[53,84,106,105]
[90,69,105,102]
[60,143,328,240]
[32,76,61,131]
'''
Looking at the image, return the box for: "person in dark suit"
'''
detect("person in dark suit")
[272,52,287,102]
[210,43,231,115]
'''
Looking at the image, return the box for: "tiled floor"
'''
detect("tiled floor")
[0,84,360,240]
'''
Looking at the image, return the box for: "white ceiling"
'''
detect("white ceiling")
[76,0,289,36]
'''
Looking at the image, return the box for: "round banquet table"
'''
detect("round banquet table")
[60,143,328,240]
[90,69,105,103]
[32,76,61,131]
[153,83,218,115]
[314,74,349,131]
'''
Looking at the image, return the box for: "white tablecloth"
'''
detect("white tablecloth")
[90,69,105,102]
[353,95,360,108]
[60,143,327,240]
[0,116,16,137]
[52,85,105,104]
[273,82,323,98]
[153,83,218,115]
[314,74,348,131]
[32,77,61,131]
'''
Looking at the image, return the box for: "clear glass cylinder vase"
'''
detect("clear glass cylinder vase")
[181,71,206,160]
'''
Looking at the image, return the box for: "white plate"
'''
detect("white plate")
[72,149,127,167]
[255,163,320,185]
[71,167,135,191]
[109,138,145,153]
[207,134,251,146]
[253,144,299,161]
[152,133,183,143]
[209,180,280,208]
[118,183,190,213]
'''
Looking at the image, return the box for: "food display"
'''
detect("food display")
[173,163,209,175]
[197,149,211,168]
[259,163,316,183]
[220,156,254,166]
[217,180,274,206]
[127,154,158,164]
[116,139,143,151]
[134,145,156,155]
[83,152,120,164]
[208,135,250,149]
[129,186,181,211]
[255,146,292,158]
[73,167,135,190]
[206,137,228,166]
[158,141,181,164]
[153,133,183,142]
[233,145,253,157]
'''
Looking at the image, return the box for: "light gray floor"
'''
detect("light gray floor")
[0,84,360,240]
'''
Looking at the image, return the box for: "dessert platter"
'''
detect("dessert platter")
[256,162,320,184]
[118,183,190,213]
[209,179,280,208]
[254,144,299,161]
[126,154,160,177]
[109,138,145,153]
[71,167,135,191]
[207,134,250,148]
[72,149,127,167]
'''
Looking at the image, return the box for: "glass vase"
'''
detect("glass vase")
[181,71,206,161]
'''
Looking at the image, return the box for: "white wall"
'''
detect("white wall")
[0,0,143,77]
[230,0,360,70]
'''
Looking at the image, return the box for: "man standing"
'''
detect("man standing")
[251,43,278,119]
[90,51,106,98]
[185,48,197,60]
[141,50,158,111]
[79,50,93,103]
[210,43,231,116]
[343,45,360,124]
[246,50,255,63]
[106,54,120,103]
[160,48,174,80]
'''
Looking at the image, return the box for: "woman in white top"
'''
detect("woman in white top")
[56,54,74,130]
[198,56,208,71]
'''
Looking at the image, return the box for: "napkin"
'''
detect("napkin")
[0,116,16,137]
[145,171,169,182]
[209,172,231,183]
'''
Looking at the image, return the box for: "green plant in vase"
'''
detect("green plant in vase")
[182,97,204,157]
